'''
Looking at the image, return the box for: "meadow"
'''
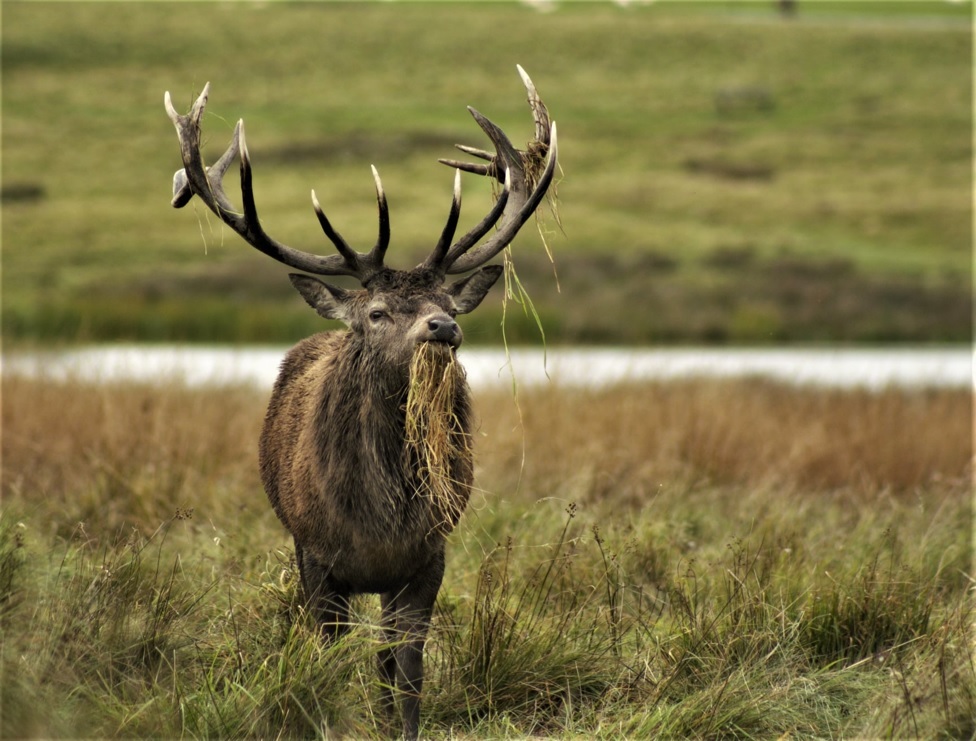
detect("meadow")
[2,0,971,345]
[2,1,973,737]
[1,371,972,738]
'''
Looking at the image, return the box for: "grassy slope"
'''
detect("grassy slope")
[1,373,973,738]
[2,1,971,344]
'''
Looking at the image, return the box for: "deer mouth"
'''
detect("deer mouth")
[420,338,459,355]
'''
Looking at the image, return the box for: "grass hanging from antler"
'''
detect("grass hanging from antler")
[404,342,471,533]
[492,135,563,356]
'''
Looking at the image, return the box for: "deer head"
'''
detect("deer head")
[164,67,557,365]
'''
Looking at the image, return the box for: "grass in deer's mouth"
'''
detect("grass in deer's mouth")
[404,342,471,531]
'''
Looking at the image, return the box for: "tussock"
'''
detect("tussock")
[404,342,471,531]
[2,374,972,738]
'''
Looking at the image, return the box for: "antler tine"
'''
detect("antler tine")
[431,66,558,276]
[311,189,360,272]
[308,166,392,280]
[165,84,377,281]
[456,144,496,161]
[437,158,492,178]
[441,167,511,267]
[438,144,495,178]
[366,165,391,270]
[422,169,463,271]
[517,63,552,145]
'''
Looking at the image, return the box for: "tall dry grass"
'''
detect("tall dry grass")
[2,375,265,540]
[1,371,972,738]
[7,374,967,539]
[474,379,971,499]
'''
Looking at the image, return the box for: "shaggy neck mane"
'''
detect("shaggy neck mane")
[315,334,473,536]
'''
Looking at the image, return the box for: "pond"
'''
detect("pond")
[3,344,970,390]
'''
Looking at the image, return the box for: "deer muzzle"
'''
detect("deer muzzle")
[423,314,462,348]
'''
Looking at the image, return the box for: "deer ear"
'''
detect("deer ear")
[447,265,504,315]
[289,274,353,322]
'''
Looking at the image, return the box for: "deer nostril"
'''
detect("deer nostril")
[426,316,460,345]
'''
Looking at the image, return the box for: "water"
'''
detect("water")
[4,344,971,390]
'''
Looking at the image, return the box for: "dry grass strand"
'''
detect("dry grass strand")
[404,343,471,533]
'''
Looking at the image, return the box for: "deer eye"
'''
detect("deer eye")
[369,309,388,322]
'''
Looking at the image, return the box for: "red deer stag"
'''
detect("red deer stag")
[164,67,557,739]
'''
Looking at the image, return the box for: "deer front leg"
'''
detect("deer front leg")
[377,591,401,735]
[379,557,445,740]
[296,545,350,641]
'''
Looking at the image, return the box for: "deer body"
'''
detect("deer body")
[166,69,556,739]
[260,326,471,737]
[260,333,470,586]
[258,283,476,595]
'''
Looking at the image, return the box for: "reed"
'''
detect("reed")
[474,378,972,497]
[1,372,971,738]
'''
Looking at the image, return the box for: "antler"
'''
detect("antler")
[165,67,557,284]
[425,64,558,276]
[164,83,389,282]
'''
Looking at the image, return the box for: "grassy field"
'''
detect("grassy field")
[2,1,971,345]
[2,371,972,737]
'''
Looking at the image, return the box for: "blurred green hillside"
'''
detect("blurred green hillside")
[2,1,971,345]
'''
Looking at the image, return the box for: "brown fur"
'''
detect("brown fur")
[260,330,473,592]
[165,69,556,741]
[257,267,498,739]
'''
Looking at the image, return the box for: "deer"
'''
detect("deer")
[164,67,557,740]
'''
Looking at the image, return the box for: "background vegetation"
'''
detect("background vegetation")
[2,0,971,345]
[3,3,971,737]
[2,372,971,737]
